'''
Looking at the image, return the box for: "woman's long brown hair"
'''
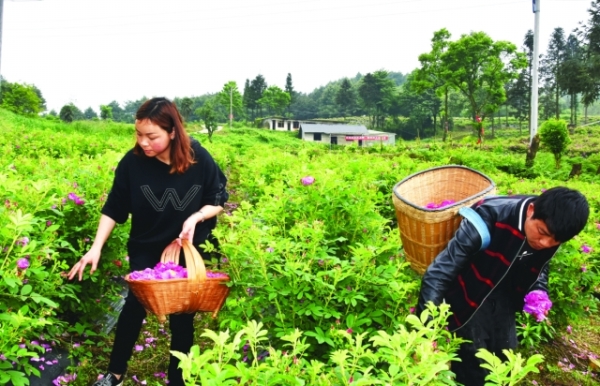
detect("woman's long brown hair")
[133,97,195,174]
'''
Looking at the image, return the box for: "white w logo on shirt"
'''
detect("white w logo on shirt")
[141,185,201,211]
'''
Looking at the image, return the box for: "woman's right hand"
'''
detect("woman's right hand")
[68,248,101,281]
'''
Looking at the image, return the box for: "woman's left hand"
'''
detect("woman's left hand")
[179,213,201,242]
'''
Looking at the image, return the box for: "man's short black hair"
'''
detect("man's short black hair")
[532,186,589,242]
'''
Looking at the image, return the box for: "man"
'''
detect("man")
[416,187,589,386]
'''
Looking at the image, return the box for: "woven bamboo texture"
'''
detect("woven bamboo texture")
[392,166,496,275]
[125,239,230,323]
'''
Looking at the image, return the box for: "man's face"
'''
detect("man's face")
[524,203,560,250]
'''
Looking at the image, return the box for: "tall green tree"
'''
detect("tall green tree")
[440,31,526,129]
[335,78,356,118]
[506,69,529,132]
[580,0,600,122]
[285,73,295,105]
[357,71,396,129]
[541,27,566,119]
[100,105,113,120]
[257,86,291,116]
[179,97,194,122]
[59,104,80,123]
[247,74,268,118]
[559,34,587,126]
[415,28,452,140]
[84,107,98,120]
[217,81,244,122]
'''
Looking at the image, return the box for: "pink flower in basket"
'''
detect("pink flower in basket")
[129,261,187,281]
[425,199,455,210]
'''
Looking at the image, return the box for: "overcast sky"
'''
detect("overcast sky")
[1,0,595,112]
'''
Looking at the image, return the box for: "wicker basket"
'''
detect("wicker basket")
[125,239,230,323]
[392,166,496,275]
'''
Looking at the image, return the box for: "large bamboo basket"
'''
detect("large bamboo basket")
[125,239,230,323]
[392,166,496,275]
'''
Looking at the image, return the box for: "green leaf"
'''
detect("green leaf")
[20,285,33,296]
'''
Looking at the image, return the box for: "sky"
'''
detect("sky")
[1,0,595,113]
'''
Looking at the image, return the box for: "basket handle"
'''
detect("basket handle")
[160,239,207,282]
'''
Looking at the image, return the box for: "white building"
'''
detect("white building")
[298,123,396,147]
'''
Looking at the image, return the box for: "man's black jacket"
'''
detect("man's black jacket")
[416,196,558,331]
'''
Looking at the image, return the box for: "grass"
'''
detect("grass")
[525,314,600,385]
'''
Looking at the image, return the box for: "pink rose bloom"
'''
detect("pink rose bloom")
[523,290,552,322]
[301,176,315,186]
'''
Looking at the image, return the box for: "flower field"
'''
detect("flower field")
[1,108,600,385]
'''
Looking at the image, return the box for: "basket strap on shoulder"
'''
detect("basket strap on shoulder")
[458,207,491,252]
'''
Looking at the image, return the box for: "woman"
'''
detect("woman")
[68,97,228,386]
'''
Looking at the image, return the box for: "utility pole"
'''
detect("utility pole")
[229,86,232,129]
[530,0,541,143]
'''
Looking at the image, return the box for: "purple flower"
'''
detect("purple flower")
[129,262,188,281]
[153,372,166,378]
[266,247,274,253]
[301,176,315,186]
[0,354,6,360]
[567,325,572,334]
[346,328,353,334]
[72,343,80,348]
[135,345,144,352]
[46,221,52,227]
[51,205,57,209]
[17,258,29,269]
[596,223,600,230]
[409,307,415,314]
[523,290,552,322]
[582,245,592,253]
[17,237,29,247]
[67,193,85,205]
[582,265,587,272]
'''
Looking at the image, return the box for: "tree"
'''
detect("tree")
[217,81,244,122]
[59,104,78,123]
[523,30,534,133]
[84,107,98,120]
[335,78,356,118]
[506,69,529,132]
[440,31,526,142]
[100,105,113,120]
[106,101,124,121]
[179,97,194,122]
[357,71,396,129]
[0,81,43,116]
[580,0,600,122]
[415,28,452,140]
[539,118,570,168]
[541,28,566,119]
[196,99,219,142]
[285,73,295,105]
[558,34,587,126]
[245,74,267,118]
[257,85,291,116]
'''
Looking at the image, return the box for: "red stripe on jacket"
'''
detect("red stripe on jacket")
[495,222,525,240]
[471,264,495,288]
[458,275,478,308]
[484,249,511,266]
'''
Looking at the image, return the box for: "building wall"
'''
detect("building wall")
[264,119,300,131]
[301,132,396,146]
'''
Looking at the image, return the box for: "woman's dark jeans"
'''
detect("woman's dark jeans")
[107,290,195,386]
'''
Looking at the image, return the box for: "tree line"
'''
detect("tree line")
[1,0,599,141]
